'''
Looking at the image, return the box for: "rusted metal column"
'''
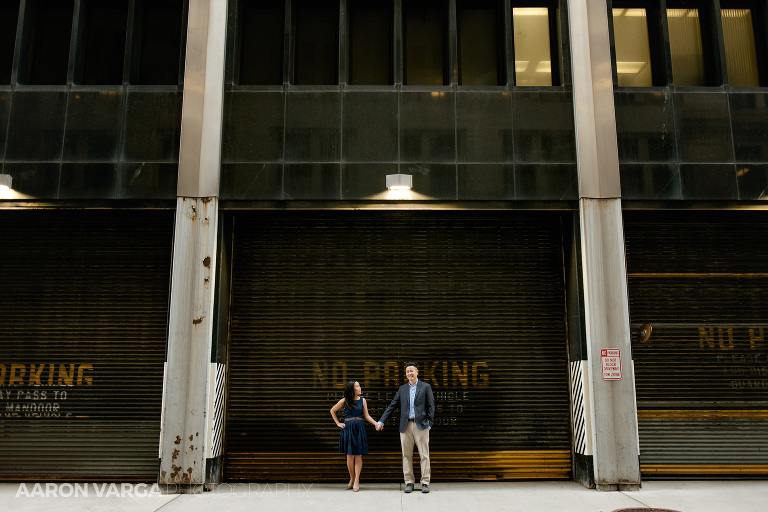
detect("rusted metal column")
[159,0,227,488]
[567,0,641,490]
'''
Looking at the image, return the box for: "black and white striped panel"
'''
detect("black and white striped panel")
[569,360,590,456]
[206,363,226,459]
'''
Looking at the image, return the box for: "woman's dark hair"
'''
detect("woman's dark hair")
[343,380,357,409]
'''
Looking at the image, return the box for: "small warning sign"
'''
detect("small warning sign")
[601,348,622,380]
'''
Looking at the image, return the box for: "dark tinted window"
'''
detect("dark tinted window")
[349,0,393,85]
[135,0,184,85]
[404,0,447,85]
[293,0,339,85]
[239,0,284,85]
[0,1,19,84]
[23,0,74,85]
[81,0,129,85]
[457,0,502,86]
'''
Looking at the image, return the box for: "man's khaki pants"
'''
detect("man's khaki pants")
[400,420,430,485]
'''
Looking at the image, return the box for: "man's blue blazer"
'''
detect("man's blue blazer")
[379,380,435,433]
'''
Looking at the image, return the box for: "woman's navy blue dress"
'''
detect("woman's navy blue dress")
[339,398,369,455]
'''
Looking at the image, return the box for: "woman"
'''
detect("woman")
[330,380,379,491]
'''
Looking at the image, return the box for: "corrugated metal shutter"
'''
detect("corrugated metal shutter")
[0,210,173,481]
[225,211,571,481]
[625,211,768,477]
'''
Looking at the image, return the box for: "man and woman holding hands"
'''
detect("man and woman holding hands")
[329,362,434,493]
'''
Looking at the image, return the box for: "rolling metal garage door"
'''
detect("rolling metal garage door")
[0,210,173,480]
[625,211,768,477]
[225,211,571,481]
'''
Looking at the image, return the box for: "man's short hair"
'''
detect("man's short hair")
[405,362,418,370]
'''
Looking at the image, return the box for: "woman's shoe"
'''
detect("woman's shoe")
[352,487,359,492]
[345,484,353,490]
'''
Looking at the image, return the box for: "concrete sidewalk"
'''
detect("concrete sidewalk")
[2,481,766,512]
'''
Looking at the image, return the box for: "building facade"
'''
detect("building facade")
[1,0,766,490]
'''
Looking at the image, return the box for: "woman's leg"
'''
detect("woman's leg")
[346,455,355,487]
[353,455,363,489]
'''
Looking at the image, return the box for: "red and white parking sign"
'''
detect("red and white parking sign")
[601,348,622,380]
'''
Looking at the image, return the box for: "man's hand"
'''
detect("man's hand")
[375,423,383,431]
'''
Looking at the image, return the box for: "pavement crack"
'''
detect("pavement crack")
[153,493,183,511]
[619,490,653,509]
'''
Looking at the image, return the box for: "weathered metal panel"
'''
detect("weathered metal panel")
[0,210,173,481]
[160,197,219,485]
[224,211,572,481]
[625,211,768,476]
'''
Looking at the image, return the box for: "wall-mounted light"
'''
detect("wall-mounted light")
[0,174,12,190]
[386,173,412,191]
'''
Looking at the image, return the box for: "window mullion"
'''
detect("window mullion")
[504,0,515,86]
[448,0,458,85]
[339,0,348,85]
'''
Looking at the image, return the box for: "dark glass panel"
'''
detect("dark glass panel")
[342,91,398,162]
[220,163,283,200]
[23,0,74,85]
[239,0,284,85]
[619,163,681,199]
[135,0,183,85]
[63,91,123,161]
[674,92,733,163]
[0,2,19,84]
[457,0,502,86]
[284,91,340,162]
[349,0,393,85]
[284,163,340,199]
[59,163,117,199]
[515,164,578,200]
[512,91,576,163]
[457,164,514,200]
[404,0,447,85]
[222,91,284,162]
[118,162,177,199]
[5,90,67,160]
[730,92,768,161]
[679,164,738,199]
[81,0,128,85]
[400,91,455,162]
[614,91,676,162]
[456,91,513,162]
[293,0,339,85]
[123,91,183,161]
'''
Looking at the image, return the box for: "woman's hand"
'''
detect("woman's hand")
[337,423,345,429]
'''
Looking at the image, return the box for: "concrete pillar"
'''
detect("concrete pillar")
[567,0,641,490]
[159,0,227,488]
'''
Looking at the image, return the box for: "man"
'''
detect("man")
[376,362,435,493]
